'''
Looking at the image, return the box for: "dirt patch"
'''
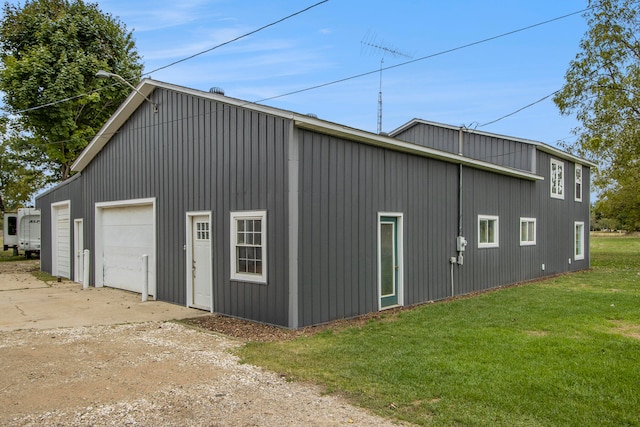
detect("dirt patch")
[0,260,40,275]
[1,322,404,426]
[610,320,640,340]
[524,330,549,337]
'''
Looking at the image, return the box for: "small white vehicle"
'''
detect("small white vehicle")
[3,208,41,258]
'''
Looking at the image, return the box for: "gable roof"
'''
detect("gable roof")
[72,79,586,180]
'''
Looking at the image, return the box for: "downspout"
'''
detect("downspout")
[452,127,468,297]
[457,128,464,239]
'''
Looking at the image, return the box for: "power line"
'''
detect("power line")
[478,89,561,127]
[3,1,329,116]
[11,84,117,114]
[255,6,592,103]
[144,0,329,76]
[13,5,591,148]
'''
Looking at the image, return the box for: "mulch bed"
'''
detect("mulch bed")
[182,307,408,342]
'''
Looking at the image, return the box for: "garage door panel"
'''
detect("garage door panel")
[98,203,155,296]
[103,224,153,248]
[102,205,151,225]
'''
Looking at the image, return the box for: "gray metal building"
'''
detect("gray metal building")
[36,79,593,328]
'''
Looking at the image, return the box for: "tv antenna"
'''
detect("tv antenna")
[361,31,412,134]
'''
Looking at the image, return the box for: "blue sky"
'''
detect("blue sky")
[97,0,589,147]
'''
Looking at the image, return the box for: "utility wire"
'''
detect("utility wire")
[255,6,592,104]
[478,89,561,127]
[144,0,329,76]
[11,84,117,114]
[12,5,590,146]
[3,1,328,116]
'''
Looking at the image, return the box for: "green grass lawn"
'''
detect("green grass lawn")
[238,235,640,426]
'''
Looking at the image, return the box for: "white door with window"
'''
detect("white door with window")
[187,213,212,310]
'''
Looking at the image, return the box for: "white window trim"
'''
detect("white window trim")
[478,215,499,248]
[550,158,565,200]
[574,221,585,261]
[574,164,583,202]
[519,217,536,246]
[230,210,267,284]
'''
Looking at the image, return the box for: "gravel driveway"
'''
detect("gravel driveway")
[0,264,403,426]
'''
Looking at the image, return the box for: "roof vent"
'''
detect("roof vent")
[209,87,225,95]
[306,113,318,118]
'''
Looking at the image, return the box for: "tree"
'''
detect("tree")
[553,0,640,230]
[0,119,46,211]
[0,0,143,181]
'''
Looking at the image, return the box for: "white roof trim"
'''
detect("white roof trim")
[390,118,596,168]
[72,79,543,181]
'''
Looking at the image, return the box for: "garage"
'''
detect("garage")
[95,199,156,297]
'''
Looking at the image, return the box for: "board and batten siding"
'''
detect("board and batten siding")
[453,150,590,295]
[394,122,533,171]
[296,126,590,327]
[296,129,460,327]
[63,87,291,326]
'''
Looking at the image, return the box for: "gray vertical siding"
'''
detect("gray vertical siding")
[35,173,84,277]
[394,122,532,171]
[297,129,461,327]
[296,127,591,327]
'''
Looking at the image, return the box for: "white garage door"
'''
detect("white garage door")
[53,203,70,278]
[99,204,155,296]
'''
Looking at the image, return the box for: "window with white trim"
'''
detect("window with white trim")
[574,164,582,202]
[550,159,564,199]
[574,221,585,261]
[478,215,499,248]
[230,211,267,283]
[520,218,536,246]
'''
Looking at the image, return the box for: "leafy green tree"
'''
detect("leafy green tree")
[553,0,639,230]
[0,119,46,212]
[0,0,143,181]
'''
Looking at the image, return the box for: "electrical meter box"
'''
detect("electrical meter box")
[456,236,468,252]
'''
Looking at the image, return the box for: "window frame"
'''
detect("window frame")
[230,210,267,284]
[478,215,499,248]
[574,164,583,202]
[550,158,565,200]
[519,217,536,246]
[574,221,585,261]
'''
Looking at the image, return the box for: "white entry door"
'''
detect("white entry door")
[74,219,84,283]
[188,214,212,310]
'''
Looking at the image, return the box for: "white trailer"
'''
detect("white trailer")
[3,208,41,258]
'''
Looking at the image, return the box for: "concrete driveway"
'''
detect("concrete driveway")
[0,261,206,331]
